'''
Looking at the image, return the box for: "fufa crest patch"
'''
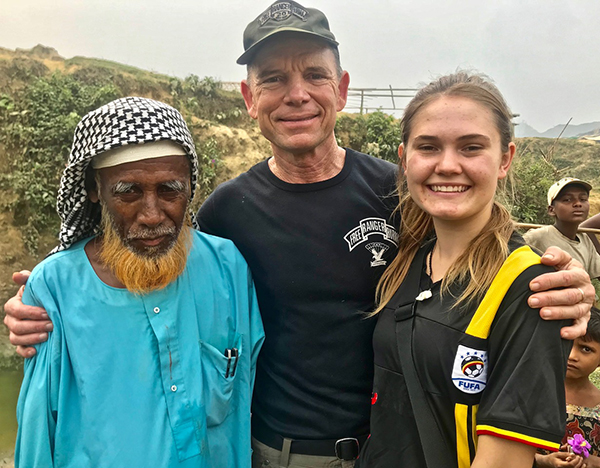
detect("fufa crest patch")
[451,345,487,394]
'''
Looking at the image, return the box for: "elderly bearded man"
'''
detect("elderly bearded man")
[14,97,264,468]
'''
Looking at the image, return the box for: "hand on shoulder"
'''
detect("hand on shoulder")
[528,247,593,340]
[3,270,52,358]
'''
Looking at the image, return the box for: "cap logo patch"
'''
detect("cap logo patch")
[259,2,308,26]
[451,345,487,394]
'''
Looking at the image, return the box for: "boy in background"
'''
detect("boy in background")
[525,178,600,279]
[535,307,600,468]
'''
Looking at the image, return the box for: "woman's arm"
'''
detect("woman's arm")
[471,435,536,468]
[474,258,572,466]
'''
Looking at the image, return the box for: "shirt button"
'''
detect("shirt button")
[153,307,160,314]
[171,385,177,392]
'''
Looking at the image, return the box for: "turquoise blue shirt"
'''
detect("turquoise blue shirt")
[16,230,264,468]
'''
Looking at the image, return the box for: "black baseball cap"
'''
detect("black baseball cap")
[237,1,338,65]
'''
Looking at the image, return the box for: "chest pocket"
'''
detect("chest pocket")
[200,334,243,427]
[412,318,488,405]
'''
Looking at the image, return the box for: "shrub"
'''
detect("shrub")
[507,156,555,224]
[364,111,402,163]
[194,137,222,206]
[0,72,120,251]
[169,75,248,127]
[335,110,401,163]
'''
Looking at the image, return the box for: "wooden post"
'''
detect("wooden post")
[515,223,600,235]
[360,89,364,114]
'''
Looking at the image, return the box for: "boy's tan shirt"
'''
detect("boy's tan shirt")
[524,225,600,279]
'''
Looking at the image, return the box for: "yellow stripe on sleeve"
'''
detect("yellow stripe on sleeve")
[476,425,561,451]
[465,246,541,339]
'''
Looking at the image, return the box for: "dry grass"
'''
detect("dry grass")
[517,137,600,189]
[590,193,600,216]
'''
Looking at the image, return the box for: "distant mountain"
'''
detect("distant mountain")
[514,122,542,138]
[516,120,600,138]
[541,121,600,138]
[577,127,600,138]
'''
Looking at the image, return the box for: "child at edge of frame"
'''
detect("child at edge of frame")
[535,306,600,468]
[524,177,600,281]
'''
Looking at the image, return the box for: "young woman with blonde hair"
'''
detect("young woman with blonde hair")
[357,72,571,468]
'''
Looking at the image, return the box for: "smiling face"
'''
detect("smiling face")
[241,35,349,157]
[401,95,515,232]
[549,184,590,225]
[91,155,191,257]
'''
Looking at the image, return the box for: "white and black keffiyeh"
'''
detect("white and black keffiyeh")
[53,96,199,254]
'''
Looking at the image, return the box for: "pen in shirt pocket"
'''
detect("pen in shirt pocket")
[224,348,239,378]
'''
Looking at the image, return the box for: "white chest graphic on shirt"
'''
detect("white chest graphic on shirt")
[366,242,389,267]
[344,217,398,268]
[344,217,398,250]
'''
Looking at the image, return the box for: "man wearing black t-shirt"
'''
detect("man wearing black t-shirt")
[196,3,399,466]
[3,1,595,467]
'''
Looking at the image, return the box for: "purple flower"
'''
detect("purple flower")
[568,434,590,458]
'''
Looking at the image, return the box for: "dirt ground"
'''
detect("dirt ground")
[193,118,272,185]
[590,193,600,216]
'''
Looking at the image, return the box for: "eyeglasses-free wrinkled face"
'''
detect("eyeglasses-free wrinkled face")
[91,155,191,257]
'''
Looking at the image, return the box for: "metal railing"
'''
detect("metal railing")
[221,82,419,114]
[345,86,418,114]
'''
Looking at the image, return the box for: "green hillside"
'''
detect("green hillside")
[0,44,599,467]
[518,137,600,184]
[0,45,272,248]
[512,137,600,223]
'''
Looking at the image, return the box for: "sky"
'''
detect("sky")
[2,0,599,132]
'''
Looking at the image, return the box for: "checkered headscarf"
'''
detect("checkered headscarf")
[53,96,198,254]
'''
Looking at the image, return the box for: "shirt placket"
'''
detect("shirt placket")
[142,290,202,461]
